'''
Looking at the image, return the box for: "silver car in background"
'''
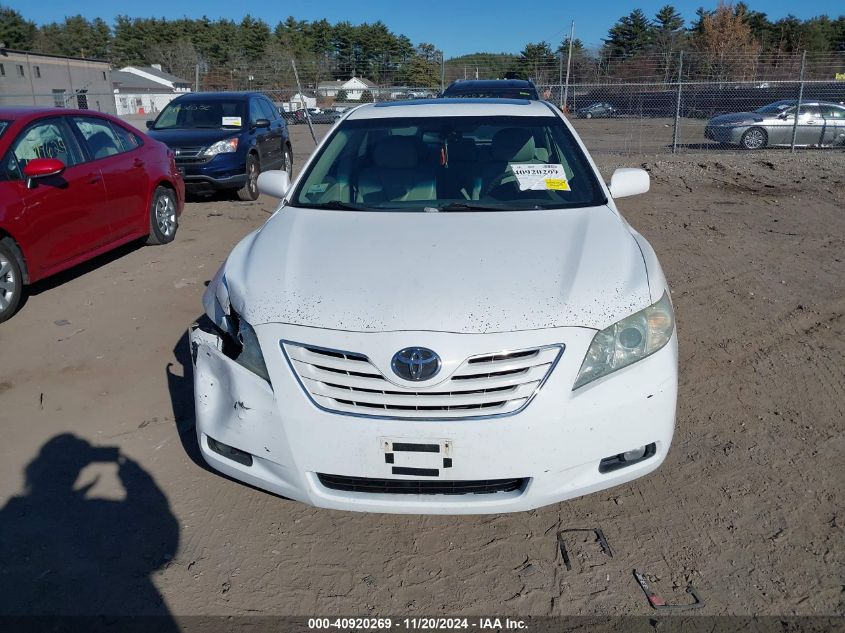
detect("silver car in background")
[705,100,845,149]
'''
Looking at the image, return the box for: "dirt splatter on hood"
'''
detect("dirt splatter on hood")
[221,205,651,333]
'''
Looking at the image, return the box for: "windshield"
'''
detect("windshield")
[152,100,246,130]
[0,121,9,138]
[755,102,793,114]
[292,115,605,212]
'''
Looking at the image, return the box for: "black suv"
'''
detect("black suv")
[442,79,539,100]
[147,92,292,201]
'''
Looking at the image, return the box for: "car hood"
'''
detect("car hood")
[221,205,651,333]
[708,112,767,125]
[146,128,241,148]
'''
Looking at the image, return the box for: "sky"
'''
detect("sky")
[11,0,844,57]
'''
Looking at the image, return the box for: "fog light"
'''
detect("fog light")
[599,442,656,474]
[623,446,648,461]
[207,436,253,467]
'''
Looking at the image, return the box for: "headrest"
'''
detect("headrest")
[491,128,536,162]
[448,137,477,163]
[373,136,419,169]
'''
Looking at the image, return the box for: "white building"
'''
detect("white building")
[112,65,191,116]
[317,76,377,101]
[279,92,317,111]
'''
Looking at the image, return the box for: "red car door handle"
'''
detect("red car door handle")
[87,175,101,184]
[133,159,145,168]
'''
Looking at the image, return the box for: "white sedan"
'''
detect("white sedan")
[191,99,677,514]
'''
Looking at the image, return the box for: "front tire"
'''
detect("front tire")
[741,127,767,150]
[237,154,260,201]
[146,186,178,245]
[0,239,24,323]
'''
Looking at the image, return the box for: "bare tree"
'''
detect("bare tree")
[147,39,199,82]
[695,2,760,82]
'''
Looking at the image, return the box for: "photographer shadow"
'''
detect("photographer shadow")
[0,434,179,628]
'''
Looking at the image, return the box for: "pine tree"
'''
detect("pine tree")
[0,6,37,49]
[603,9,654,58]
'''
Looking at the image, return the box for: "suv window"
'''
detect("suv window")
[71,116,123,160]
[152,99,246,130]
[250,99,265,124]
[10,118,82,175]
[258,99,278,121]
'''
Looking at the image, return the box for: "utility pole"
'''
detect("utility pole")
[440,50,446,94]
[562,21,575,113]
[291,58,317,146]
[558,50,563,106]
[790,50,806,153]
[194,63,199,92]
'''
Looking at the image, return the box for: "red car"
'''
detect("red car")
[0,107,184,322]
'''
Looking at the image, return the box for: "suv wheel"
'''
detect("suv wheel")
[237,154,260,201]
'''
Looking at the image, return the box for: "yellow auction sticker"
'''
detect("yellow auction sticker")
[544,178,570,191]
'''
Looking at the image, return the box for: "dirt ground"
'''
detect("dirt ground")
[0,122,842,618]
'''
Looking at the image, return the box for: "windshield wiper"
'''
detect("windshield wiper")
[299,201,368,211]
[436,202,510,212]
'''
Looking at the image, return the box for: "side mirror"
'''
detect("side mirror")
[23,158,66,180]
[257,170,291,199]
[145,120,155,129]
[254,118,271,129]
[608,167,649,199]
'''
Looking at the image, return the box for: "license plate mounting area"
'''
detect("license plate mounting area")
[380,438,453,477]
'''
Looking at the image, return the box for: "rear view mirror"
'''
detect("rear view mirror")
[254,119,271,129]
[257,170,291,199]
[145,120,155,129]
[608,168,649,199]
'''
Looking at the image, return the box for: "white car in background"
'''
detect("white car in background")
[191,99,677,514]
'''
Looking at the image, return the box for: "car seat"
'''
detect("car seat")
[85,131,120,159]
[474,128,542,199]
[356,136,436,205]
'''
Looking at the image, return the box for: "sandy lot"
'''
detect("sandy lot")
[0,123,842,618]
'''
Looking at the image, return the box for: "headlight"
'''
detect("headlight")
[201,137,239,157]
[202,269,270,383]
[573,292,674,390]
[234,318,270,382]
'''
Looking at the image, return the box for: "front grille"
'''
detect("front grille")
[283,342,563,419]
[317,473,526,495]
[173,146,211,165]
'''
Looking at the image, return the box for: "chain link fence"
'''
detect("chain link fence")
[2,51,843,154]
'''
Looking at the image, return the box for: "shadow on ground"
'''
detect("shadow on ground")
[0,434,179,628]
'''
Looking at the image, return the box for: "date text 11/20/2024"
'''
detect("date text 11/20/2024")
[307,618,528,630]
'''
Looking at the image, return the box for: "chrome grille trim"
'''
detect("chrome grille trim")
[282,341,564,420]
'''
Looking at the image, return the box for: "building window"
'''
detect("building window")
[0,64,5,77]
[102,71,107,81]
[17,65,24,77]
[52,89,67,107]
[34,66,41,78]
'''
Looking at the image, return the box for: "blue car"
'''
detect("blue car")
[147,92,292,201]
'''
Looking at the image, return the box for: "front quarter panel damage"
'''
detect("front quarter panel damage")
[189,322,286,461]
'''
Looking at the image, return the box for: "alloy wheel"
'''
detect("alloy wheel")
[155,194,176,237]
[0,253,18,312]
[743,128,765,149]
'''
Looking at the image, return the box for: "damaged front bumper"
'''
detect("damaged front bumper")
[189,320,677,515]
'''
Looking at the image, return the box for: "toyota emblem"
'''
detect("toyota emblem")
[391,347,441,382]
